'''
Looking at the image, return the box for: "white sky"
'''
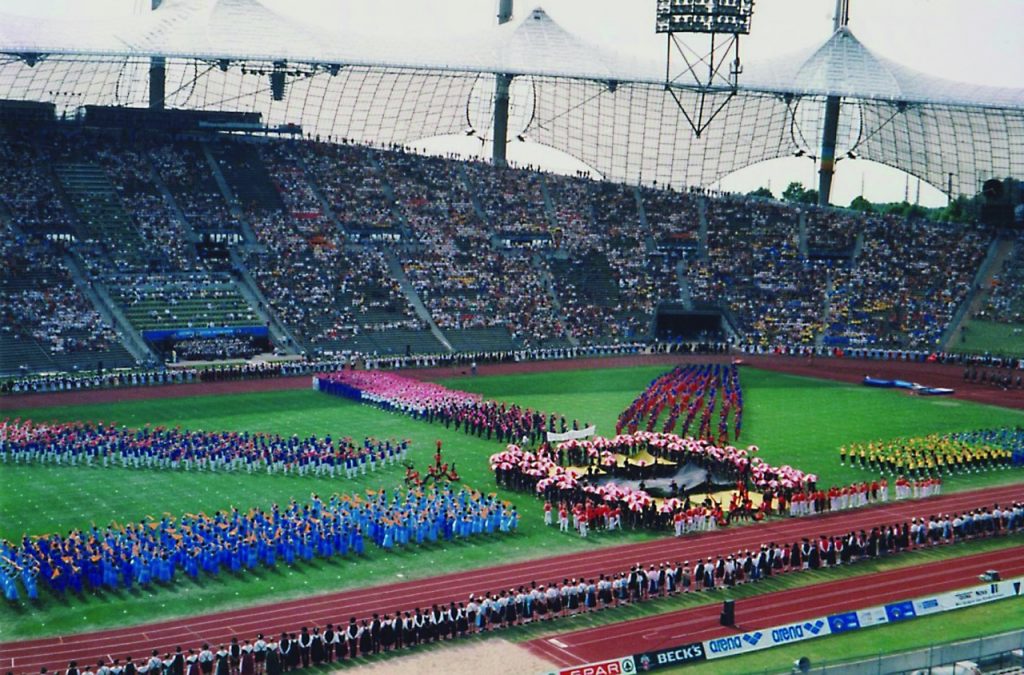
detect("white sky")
[4,0,1023,207]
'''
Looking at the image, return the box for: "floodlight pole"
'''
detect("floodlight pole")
[657,2,752,139]
[817,0,851,205]
[149,0,166,109]
[492,0,514,167]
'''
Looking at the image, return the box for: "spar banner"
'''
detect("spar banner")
[703,618,831,660]
[544,656,636,675]
[547,425,598,443]
[633,642,706,671]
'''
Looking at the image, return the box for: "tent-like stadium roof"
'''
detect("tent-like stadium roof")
[1,0,1021,195]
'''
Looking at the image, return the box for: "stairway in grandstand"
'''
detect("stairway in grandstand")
[53,162,150,270]
[695,194,709,259]
[0,244,138,374]
[675,257,694,309]
[367,153,415,238]
[227,248,303,355]
[530,252,579,348]
[199,141,259,243]
[381,249,453,351]
[291,150,352,242]
[207,141,286,213]
[817,270,834,348]
[62,252,154,364]
[538,174,560,231]
[942,235,1016,349]
[457,163,492,225]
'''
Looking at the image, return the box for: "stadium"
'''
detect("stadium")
[0,0,1022,673]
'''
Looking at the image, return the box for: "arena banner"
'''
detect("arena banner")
[546,425,597,442]
[633,642,706,670]
[544,655,636,675]
[703,618,832,660]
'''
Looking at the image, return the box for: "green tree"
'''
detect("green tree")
[849,195,874,212]
[747,186,775,199]
[782,181,808,203]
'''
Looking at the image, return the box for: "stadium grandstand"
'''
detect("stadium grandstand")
[0,0,1021,374]
[2,3,1024,675]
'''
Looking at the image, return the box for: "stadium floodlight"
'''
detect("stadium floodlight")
[658,0,755,137]
[655,0,754,35]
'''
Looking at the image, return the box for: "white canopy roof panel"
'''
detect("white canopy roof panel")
[1,0,1021,196]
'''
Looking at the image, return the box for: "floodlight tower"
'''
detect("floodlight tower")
[149,0,165,109]
[818,0,850,205]
[492,0,514,167]
[657,0,754,137]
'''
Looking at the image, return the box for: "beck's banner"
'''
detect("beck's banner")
[633,642,706,671]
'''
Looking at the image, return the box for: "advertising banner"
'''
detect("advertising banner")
[633,642,706,671]
[703,618,831,660]
[546,656,636,675]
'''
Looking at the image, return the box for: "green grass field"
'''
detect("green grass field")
[955,319,1024,355]
[1,365,1021,643]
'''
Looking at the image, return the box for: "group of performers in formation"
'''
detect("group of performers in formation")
[616,363,743,444]
[42,499,1023,675]
[318,370,585,446]
[537,474,904,538]
[841,428,1021,477]
[0,487,516,603]
[0,420,410,479]
[490,429,826,533]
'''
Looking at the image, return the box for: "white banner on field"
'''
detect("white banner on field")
[547,425,597,443]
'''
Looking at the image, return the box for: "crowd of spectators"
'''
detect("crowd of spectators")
[377,151,565,346]
[173,335,262,361]
[828,216,989,349]
[295,141,398,239]
[977,235,1023,324]
[689,195,828,345]
[96,135,199,273]
[0,129,74,236]
[1,129,1004,365]
[150,141,242,238]
[0,224,121,357]
[244,142,421,351]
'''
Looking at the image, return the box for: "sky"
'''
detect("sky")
[3,0,1022,207]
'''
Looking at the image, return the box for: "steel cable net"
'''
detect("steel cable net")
[0,57,1021,194]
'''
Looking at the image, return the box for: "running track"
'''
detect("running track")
[1,484,1021,673]
[525,545,1024,667]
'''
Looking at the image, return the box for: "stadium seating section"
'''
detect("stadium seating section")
[0,126,1007,373]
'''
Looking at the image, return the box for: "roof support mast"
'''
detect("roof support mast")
[148,0,165,109]
[818,0,850,205]
[492,0,514,167]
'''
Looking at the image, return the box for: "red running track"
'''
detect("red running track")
[1,484,1021,672]
[525,545,1024,667]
